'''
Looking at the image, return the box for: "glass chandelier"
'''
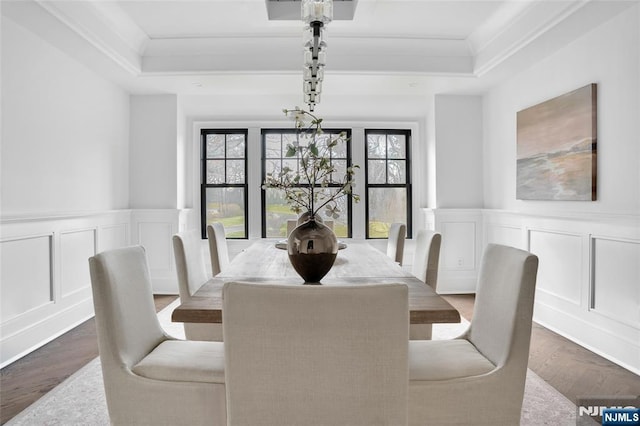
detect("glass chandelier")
[301,0,333,111]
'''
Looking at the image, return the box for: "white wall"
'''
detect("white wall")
[482,5,639,214]
[1,16,131,366]
[1,17,130,216]
[480,5,640,374]
[434,95,484,208]
[129,95,178,209]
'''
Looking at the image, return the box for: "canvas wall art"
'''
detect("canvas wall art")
[516,83,597,200]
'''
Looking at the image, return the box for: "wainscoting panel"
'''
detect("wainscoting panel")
[0,211,131,367]
[0,235,53,323]
[423,209,483,293]
[130,209,193,294]
[59,229,96,299]
[482,210,640,375]
[441,221,476,270]
[98,223,128,253]
[591,237,640,328]
[485,223,524,249]
[138,222,174,271]
[529,229,583,306]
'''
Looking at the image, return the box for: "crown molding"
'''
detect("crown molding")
[472,0,591,76]
[4,0,632,89]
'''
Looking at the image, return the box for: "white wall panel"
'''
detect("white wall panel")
[0,211,131,367]
[529,229,583,305]
[0,236,53,322]
[425,209,483,293]
[591,237,640,328]
[441,222,476,270]
[99,224,129,253]
[486,223,523,250]
[130,209,190,294]
[60,229,95,298]
[138,222,173,271]
[483,209,640,374]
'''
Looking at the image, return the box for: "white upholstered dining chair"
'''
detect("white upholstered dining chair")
[206,222,230,276]
[409,229,442,339]
[88,246,226,425]
[387,222,407,265]
[223,282,410,426]
[408,244,539,425]
[173,230,223,341]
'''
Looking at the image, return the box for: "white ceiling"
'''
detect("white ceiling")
[2,0,634,117]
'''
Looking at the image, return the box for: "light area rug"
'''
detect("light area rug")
[7,300,576,426]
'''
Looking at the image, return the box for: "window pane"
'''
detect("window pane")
[282,159,298,174]
[368,188,407,238]
[205,187,246,238]
[314,133,329,151]
[283,133,301,148]
[331,159,347,183]
[206,135,225,158]
[227,160,245,184]
[367,134,386,158]
[331,134,347,158]
[387,134,406,159]
[388,160,406,184]
[227,134,245,158]
[368,160,386,184]
[264,188,298,238]
[265,134,281,158]
[264,159,281,177]
[206,160,225,184]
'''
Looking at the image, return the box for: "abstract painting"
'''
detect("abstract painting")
[516,84,597,200]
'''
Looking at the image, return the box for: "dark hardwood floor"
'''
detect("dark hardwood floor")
[1,294,639,424]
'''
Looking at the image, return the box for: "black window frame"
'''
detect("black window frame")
[200,129,249,239]
[260,128,354,239]
[364,129,413,239]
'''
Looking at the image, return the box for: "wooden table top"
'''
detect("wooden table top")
[171,240,461,325]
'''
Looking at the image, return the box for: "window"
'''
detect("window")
[200,129,248,238]
[261,129,353,239]
[365,130,412,239]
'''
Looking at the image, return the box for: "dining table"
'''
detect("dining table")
[171,240,461,325]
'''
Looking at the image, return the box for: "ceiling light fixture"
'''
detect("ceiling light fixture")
[301,0,332,111]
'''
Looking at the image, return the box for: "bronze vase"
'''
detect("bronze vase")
[287,217,338,283]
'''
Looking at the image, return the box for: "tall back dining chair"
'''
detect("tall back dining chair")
[89,246,226,425]
[408,244,539,425]
[223,282,410,426]
[207,222,230,276]
[173,231,223,341]
[411,229,442,285]
[387,222,407,265]
[410,229,442,339]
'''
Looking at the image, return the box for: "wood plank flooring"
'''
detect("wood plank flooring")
[1,294,639,424]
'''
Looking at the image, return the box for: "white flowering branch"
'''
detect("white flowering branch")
[262,107,360,219]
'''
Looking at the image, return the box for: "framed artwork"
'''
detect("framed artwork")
[516,83,597,200]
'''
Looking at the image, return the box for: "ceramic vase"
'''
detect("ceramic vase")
[287,217,338,283]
